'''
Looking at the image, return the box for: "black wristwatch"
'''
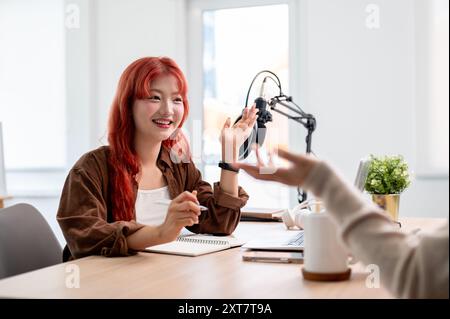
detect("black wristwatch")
[218,161,240,173]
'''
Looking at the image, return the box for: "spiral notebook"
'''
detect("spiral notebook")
[144,233,244,257]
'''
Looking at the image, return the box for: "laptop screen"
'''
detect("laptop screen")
[354,157,371,192]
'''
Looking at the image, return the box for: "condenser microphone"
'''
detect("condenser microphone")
[236,77,273,160]
[254,77,269,120]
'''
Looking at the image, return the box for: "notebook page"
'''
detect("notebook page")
[144,234,244,257]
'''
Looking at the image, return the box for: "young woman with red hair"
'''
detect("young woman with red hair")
[57,57,256,260]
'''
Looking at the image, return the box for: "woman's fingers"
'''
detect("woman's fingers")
[229,105,257,136]
[177,217,199,227]
[177,201,201,215]
[277,148,304,164]
[232,162,296,185]
[233,105,257,127]
[178,210,200,220]
[169,207,199,225]
[240,105,256,123]
[232,163,279,182]
[175,209,200,225]
[253,144,264,167]
[222,117,231,130]
[235,123,251,136]
[240,106,257,127]
[229,145,319,187]
[247,106,258,125]
[242,108,249,121]
[173,191,199,205]
[192,190,199,207]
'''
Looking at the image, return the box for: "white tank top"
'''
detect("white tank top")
[135,186,171,225]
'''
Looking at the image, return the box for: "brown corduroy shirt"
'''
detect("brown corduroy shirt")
[57,146,249,261]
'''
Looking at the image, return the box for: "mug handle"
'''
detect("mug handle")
[348,254,358,265]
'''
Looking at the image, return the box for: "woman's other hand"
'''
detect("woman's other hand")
[221,104,258,163]
[232,146,319,186]
[158,190,201,242]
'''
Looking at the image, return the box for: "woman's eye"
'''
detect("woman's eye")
[174,97,183,103]
[148,96,161,101]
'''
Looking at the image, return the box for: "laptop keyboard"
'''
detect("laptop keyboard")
[286,231,304,246]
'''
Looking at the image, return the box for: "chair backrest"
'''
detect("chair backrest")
[0,203,62,279]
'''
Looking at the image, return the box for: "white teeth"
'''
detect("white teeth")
[153,119,172,125]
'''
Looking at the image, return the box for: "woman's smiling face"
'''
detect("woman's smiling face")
[132,74,185,143]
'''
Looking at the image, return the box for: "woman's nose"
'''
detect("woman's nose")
[160,99,174,113]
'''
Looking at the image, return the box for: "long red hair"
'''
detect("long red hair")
[107,57,189,221]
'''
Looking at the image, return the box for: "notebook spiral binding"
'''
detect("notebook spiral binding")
[177,237,228,245]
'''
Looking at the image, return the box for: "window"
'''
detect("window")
[0,0,66,170]
[416,0,449,176]
[189,1,292,209]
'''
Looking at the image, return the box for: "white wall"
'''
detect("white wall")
[65,0,187,159]
[7,0,188,247]
[295,0,448,218]
[94,0,187,146]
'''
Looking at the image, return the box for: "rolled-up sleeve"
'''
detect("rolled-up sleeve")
[184,163,249,235]
[213,182,248,210]
[57,166,144,259]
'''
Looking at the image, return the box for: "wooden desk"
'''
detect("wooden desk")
[0,218,445,298]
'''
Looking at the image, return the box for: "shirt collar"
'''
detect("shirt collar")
[157,145,174,170]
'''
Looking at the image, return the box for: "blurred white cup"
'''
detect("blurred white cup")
[303,212,349,274]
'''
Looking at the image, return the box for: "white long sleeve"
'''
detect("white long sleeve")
[303,161,449,299]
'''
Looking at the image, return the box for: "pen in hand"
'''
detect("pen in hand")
[155,197,208,211]
[191,190,207,211]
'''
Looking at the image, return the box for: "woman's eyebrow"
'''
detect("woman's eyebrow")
[149,88,181,95]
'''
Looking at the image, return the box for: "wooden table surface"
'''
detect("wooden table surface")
[0,217,446,299]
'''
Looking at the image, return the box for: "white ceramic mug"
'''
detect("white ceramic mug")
[303,212,350,274]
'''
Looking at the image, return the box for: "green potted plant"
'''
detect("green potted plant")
[364,155,411,223]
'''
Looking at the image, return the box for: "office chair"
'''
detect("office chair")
[0,203,62,279]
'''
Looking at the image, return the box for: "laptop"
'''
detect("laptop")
[354,157,371,191]
[242,157,371,252]
[242,230,305,251]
